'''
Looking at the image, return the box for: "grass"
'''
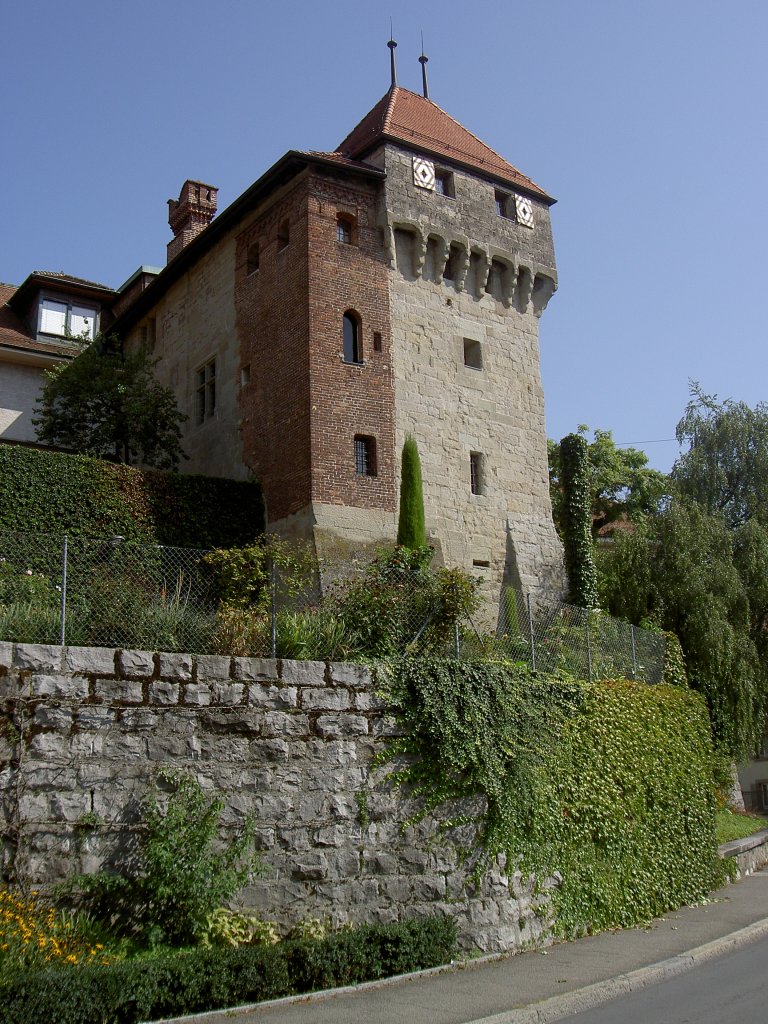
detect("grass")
[715,808,768,845]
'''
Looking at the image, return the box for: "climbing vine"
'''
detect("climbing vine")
[560,433,599,608]
[382,658,725,935]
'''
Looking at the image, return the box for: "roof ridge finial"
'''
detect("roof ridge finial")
[387,21,398,88]
[419,32,429,99]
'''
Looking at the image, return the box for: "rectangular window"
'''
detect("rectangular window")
[337,217,353,244]
[277,219,290,250]
[39,298,97,340]
[196,358,216,424]
[470,452,484,495]
[495,190,513,219]
[434,170,455,198]
[463,338,483,369]
[354,435,377,477]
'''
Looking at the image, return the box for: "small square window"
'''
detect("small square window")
[434,170,455,198]
[463,339,483,370]
[354,435,377,477]
[196,357,216,425]
[470,451,484,495]
[495,190,513,219]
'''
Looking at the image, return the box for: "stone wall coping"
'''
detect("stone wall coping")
[719,829,768,858]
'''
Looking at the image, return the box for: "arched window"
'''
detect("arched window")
[343,312,361,364]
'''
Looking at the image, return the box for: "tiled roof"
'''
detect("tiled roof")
[29,271,115,292]
[0,284,79,358]
[336,87,553,202]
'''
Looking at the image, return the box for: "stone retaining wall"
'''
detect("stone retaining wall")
[0,643,555,953]
[720,830,768,878]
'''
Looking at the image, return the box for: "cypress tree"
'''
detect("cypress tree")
[397,435,426,549]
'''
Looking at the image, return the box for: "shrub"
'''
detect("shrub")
[0,917,456,1024]
[62,768,262,947]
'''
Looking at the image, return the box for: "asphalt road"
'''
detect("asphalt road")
[565,935,768,1024]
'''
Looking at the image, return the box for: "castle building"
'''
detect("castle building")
[112,64,563,596]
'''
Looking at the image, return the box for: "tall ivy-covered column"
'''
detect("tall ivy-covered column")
[560,433,599,608]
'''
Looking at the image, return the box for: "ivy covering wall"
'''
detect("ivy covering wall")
[384,659,724,935]
[0,447,264,549]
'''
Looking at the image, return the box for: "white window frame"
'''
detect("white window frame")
[38,296,98,340]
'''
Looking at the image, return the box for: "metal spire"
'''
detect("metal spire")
[419,32,429,99]
[387,22,398,87]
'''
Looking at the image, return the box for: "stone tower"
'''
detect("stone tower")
[115,81,562,599]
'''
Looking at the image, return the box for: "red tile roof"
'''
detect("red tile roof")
[336,87,553,202]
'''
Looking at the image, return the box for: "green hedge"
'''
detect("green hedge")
[0,447,264,548]
[0,917,456,1024]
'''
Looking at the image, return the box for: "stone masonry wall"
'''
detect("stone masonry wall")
[0,643,556,953]
[382,145,564,600]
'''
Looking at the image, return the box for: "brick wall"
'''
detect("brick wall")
[306,170,396,513]
[0,642,557,953]
[236,168,396,525]
[236,178,313,521]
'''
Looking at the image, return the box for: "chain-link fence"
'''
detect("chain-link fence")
[0,531,665,682]
[0,532,217,652]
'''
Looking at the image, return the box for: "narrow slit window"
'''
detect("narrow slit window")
[373,331,382,352]
[470,452,484,495]
[196,358,216,424]
[277,219,289,250]
[354,435,376,477]
[247,242,260,274]
[343,312,361,363]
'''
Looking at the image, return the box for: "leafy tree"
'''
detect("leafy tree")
[672,382,768,528]
[548,427,667,537]
[397,435,426,549]
[599,501,767,761]
[34,334,186,470]
[559,433,599,608]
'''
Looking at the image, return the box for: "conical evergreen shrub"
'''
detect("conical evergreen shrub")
[397,436,426,549]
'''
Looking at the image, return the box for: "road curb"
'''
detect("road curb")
[464,916,768,1024]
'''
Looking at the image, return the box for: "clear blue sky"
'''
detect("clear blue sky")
[3,0,766,471]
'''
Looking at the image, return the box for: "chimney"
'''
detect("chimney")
[166,180,218,263]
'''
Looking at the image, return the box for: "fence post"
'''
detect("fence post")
[59,534,68,647]
[270,557,277,659]
[527,592,536,671]
[585,607,593,682]
[453,620,460,659]
[630,624,638,680]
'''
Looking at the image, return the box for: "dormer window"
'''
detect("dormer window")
[39,298,97,341]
